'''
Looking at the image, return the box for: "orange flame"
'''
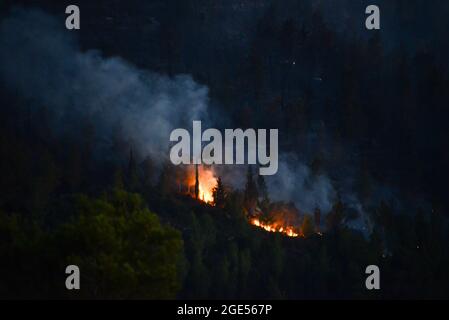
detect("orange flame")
[250,218,302,238]
[186,165,216,204]
[198,167,216,203]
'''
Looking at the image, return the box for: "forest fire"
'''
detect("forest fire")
[197,168,216,203]
[185,165,216,203]
[250,218,302,238]
[183,165,305,238]
[247,202,305,238]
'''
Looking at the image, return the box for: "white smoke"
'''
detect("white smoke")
[0,8,208,165]
[0,7,365,227]
[267,153,336,213]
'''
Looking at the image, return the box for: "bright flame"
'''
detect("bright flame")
[186,165,216,204]
[250,218,301,238]
[198,167,215,203]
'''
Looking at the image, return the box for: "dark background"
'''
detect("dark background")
[0,0,448,299]
[4,0,447,209]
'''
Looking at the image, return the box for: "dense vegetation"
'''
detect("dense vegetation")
[1,171,448,298]
[0,0,448,299]
[0,102,448,298]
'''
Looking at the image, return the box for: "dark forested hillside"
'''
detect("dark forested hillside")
[0,0,448,299]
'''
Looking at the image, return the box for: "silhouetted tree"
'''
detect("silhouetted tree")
[314,207,321,233]
[212,177,226,208]
[257,174,269,202]
[127,148,139,192]
[195,164,199,199]
[113,165,125,190]
[302,214,315,237]
[244,166,258,213]
[326,199,345,231]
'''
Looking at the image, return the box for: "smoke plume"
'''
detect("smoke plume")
[0,8,364,226]
[0,8,208,165]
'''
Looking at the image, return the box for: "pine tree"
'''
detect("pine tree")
[141,156,154,189]
[113,165,124,190]
[314,207,321,233]
[212,177,227,208]
[302,214,315,238]
[257,174,269,202]
[244,166,258,213]
[127,148,139,192]
[194,164,199,199]
[326,199,345,231]
[257,173,270,212]
[157,163,172,196]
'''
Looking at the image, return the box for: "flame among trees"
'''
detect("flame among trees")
[185,164,322,238]
[124,150,328,239]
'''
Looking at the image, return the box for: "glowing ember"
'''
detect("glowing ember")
[250,218,302,238]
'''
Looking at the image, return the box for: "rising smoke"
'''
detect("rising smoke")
[0,8,209,165]
[0,8,365,226]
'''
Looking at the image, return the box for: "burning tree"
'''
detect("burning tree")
[179,165,216,203]
[195,164,199,199]
[161,163,315,238]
